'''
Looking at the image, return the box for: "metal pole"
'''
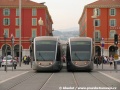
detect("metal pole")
[102,47,103,69]
[11,35,14,71]
[32,43,34,68]
[94,21,95,57]
[114,47,118,70]
[30,39,32,68]
[19,0,22,67]
[5,37,7,72]
[94,20,97,68]
[12,37,13,71]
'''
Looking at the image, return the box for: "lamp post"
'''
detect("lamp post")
[101,38,104,69]
[91,8,97,56]
[11,34,15,71]
[91,8,98,67]
[19,0,22,67]
[3,32,7,72]
[38,17,44,36]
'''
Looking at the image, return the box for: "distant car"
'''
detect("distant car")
[1,55,17,67]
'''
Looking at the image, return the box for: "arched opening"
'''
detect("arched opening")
[95,46,101,56]
[109,45,115,57]
[2,44,11,56]
[14,44,22,57]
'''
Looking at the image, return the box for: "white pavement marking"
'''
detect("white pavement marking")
[0,71,29,84]
[98,71,120,83]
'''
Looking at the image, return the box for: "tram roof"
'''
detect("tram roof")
[69,37,92,42]
[34,36,60,41]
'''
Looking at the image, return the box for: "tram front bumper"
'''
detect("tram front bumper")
[33,61,62,71]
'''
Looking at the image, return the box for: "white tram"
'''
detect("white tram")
[66,37,94,71]
[33,36,63,71]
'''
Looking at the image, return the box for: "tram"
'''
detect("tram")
[33,36,63,71]
[66,37,94,71]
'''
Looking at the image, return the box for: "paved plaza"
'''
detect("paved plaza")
[0,63,120,85]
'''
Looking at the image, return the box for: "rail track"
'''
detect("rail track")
[0,70,119,90]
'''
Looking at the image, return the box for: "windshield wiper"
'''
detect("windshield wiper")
[74,52,81,61]
[39,53,45,61]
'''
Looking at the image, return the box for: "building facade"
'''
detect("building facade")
[0,0,53,57]
[78,0,120,57]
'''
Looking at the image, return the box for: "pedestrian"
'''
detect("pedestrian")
[27,56,31,65]
[103,56,107,64]
[23,55,27,65]
[94,55,98,64]
[109,55,113,66]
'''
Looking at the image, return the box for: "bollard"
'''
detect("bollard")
[114,61,117,70]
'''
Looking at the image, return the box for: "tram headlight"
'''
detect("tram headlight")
[75,62,77,65]
[49,62,52,65]
[84,61,88,65]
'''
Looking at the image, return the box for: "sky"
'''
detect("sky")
[31,0,97,30]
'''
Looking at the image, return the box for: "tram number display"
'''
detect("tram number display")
[36,40,56,45]
[71,41,91,45]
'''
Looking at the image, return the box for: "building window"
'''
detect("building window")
[95,30,101,40]
[4,29,9,38]
[16,29,20,38]
[110,8,116,16]
[3,18,10,26]
[109,30,116,38]
[94,19,100,27]
[93,8,100,16]
[16,18,19,26]
[32,18,37,26]
[110,19,116,27]
[3,8,10,16]
[16,8,19,16]
[32,29,36,37]
[32,8,37,16]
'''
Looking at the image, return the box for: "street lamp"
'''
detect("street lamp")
[91,8,98,67]
[11,34,15,71]
[91,8,97,56]
[19,0,22,67]
[3,32,7,72]
[38,17,44,36]
[101,37,105,69]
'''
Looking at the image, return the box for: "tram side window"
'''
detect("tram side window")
[66,44,71,61]
[56,44,61,61]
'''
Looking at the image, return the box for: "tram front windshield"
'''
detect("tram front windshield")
[71,41,91,61]
[35,40,56,61]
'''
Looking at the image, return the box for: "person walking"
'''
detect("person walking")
[27,56,31,65]
[109,55,113,66]
[23,55,27,65]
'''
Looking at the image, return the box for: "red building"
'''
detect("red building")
[0,0,53,57]
[78,0,120,57]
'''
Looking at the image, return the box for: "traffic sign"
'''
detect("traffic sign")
[101,38,104,47]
